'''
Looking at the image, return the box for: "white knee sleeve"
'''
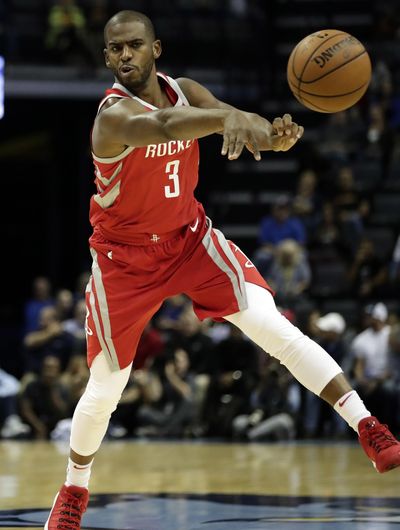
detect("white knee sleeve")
[70,353,132,456]
[225,283,342,396]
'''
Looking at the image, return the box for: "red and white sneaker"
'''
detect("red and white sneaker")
[358,416,400,473]
[44,484,89,530]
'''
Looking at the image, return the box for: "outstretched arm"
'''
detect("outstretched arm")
[177,77,304,155]
[92,80,303,160]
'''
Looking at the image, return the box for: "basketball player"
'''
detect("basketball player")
[45,10,400,530]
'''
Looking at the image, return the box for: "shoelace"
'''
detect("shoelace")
[367,423,398,453]
[55,493,85,530]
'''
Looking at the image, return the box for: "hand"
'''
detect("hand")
[269,114,304,152]
[221,110,262,161]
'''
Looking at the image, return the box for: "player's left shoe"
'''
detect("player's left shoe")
[44,484,89,530]
[358,416,400,473]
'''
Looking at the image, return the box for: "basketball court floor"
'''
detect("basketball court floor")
[1,439,399,529]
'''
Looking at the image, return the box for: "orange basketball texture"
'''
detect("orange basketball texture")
[287,29,372,113]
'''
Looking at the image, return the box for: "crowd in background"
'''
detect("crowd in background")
[1,268,400,442]
[1,0,400,442]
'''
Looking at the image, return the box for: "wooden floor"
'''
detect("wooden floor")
[1,439,399,529]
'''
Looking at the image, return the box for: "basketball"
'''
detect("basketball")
[287,29,372,113]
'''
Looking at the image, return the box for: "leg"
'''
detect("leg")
[69,352,132,462]
[225,282,400,473]
[45,352,132,530]
[225,283,346,400]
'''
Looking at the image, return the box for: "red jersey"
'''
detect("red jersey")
[89,72,200,245]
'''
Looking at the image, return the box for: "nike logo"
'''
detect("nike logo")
[338,392,354,407]
[73,465,89,470]
[244,260,255,268]
[107,251,113,260]
[189,217,199,232]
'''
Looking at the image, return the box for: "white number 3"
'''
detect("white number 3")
[164,160,180,198]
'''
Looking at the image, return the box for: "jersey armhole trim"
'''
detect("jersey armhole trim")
[92,145,135,163]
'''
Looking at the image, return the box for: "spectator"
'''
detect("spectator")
[60,354,89,412]
[170,305,214,375]
[0,367,30,439]
[310,201,344,259]
[351,303,397,429]
[233,357,299,441]
[160,347,197,436]
[54,288,75,322]
[347,238,388,298]
[202,324,259,437]
[63,299,87,355]
[20,356,70,440]
[253,194,306,277]
[317,108,364,166]
[120,348,197,439]
[331,166,370,254]
[109,367,163,439]
[23,276,54,334]
[23,305,75,376]
[266,239,311,310]
[45,0,93,67]
[292,169,321,235]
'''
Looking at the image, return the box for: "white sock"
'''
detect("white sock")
[65,458,93,489]
[333,391,371,433]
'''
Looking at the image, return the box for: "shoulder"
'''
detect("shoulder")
[175,77,199,102]
[97,96,145,120]
[94,97,149,135]
[175,77,219,108]
[175,77,197,92]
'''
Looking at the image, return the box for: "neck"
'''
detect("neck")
[118,70,169,108]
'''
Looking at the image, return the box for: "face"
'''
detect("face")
[104,21,161,91]
[41,356,61,383]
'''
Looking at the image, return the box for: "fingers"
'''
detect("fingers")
[221,134,229,157]
[221,134,243,159]
[249,134,261,161]
[222,133,260,160]
[273,114,303,139]
[230,138,245,160]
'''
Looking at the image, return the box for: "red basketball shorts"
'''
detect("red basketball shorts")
[85,210,272,370]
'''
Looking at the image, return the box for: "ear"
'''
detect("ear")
[153,39,162,60]
[104,48,111,69]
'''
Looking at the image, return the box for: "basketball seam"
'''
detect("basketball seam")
[300,50,369,84]
[288,79,369,98]
[294,94,331,112]
[297,31,348,83]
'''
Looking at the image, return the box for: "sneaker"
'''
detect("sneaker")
[44,484,89,530]
[358,416,400,473]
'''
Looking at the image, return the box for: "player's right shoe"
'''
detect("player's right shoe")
[44,484,89,530]
[358,416,400,473]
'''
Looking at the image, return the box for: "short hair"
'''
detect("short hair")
[104,11,156,45]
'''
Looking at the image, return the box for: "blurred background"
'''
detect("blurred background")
[1,0,400,443]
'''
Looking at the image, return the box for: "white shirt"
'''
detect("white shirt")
[351,325,391,378]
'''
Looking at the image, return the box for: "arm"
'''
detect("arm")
[177,77,304,154]
[93,81,303,161]
[23,322,63,349]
